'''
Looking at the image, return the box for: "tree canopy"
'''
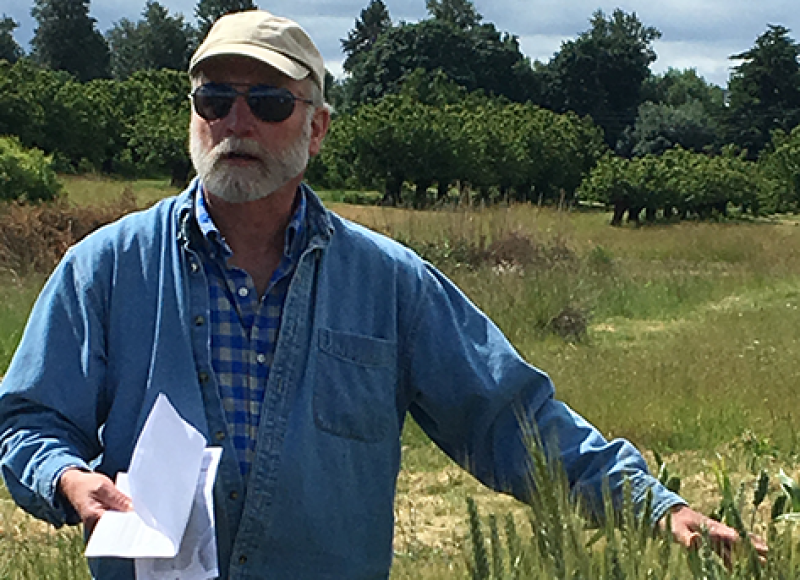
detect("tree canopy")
[106,1,192,79]
[425,0,482,30]
[726,25,800,158]
[31,0,110,81]
[346,18,536,106]
[538,9,661,149]
[341,0,392,74]
[0,16,24,64]
[194,0,256,41]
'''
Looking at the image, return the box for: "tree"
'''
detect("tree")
[624,100,719,157]
[347,19,537,106]
[425,0,482,30]
[725,25,800,158]
[0,16,23,64]
[30,0,110,81]
[641,68,725,111]
[539,9,661,150]
[107,1,192,79]
[195,0,256,41]
[123,70,192,185]
[341,0,392,73]
[760,126,800,212]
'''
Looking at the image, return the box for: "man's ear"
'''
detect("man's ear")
[308,106,331,157]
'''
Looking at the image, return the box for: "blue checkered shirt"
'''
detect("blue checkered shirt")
[195,188,306,480]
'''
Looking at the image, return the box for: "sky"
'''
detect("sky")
[4,0,800,87]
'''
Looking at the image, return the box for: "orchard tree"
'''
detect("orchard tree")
[760,126,800,212]
[30,0,110,81]
[195,0,256,41]
[123,70,192,185]
[0,16,23,63]
[540,9,660,149]
[107,1,192,79]
[425,0,482,30]
[341,0,392,73]
[726,25,800,158]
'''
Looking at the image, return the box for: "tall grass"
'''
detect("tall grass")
[4,182,800,577]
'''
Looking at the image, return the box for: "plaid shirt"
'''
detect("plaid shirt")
[195,188,307,480]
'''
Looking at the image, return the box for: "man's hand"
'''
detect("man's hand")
[57,468,133,533]
[662,505,768,565]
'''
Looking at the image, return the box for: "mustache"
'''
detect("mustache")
[211,137,267,163]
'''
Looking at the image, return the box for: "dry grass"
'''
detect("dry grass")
[0,188,140,275]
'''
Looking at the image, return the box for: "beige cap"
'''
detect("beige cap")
[190,10,324,92]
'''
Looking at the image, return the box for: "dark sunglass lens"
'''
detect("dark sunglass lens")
[248,89,296,122]
[194,85,235,120]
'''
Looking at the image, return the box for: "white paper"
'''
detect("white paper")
[85,394,213,561]
[135,447,222,580]
[128,394,207,535]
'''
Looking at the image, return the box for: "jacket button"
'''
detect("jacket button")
[229,491,239,500]
[198,371,209,384]
[190,261,200,273]
[238,555,247,565]
[194,315,205,326]
[214,431,225,441]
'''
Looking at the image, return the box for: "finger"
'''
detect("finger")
[705,522,740,545]
[748,533,769,557]
[95,482,133,512]
[673,527,702,550]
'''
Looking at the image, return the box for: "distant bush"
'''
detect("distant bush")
[0,136,61,203]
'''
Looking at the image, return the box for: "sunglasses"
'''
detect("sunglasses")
[190,83,314,123]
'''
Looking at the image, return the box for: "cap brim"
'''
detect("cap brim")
[190,44,310,81]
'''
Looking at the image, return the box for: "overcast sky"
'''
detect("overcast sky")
[4,0,799,87]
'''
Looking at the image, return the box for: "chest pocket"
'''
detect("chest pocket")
[313,328,397,442]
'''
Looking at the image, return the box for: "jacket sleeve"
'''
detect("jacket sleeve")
[402,263,685,525]
[0,247,109,526]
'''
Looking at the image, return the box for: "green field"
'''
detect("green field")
[2,177,800,578]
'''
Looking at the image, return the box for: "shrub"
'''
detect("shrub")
[0,136,61,203]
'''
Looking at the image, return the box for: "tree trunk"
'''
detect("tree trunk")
[382,175,403,206]
[413,181,432,209]
[611,202,626,226]
[437,181,449,201]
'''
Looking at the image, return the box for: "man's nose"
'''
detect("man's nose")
[223,95,257,134]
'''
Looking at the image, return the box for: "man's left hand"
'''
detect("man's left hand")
[662,504,768,566]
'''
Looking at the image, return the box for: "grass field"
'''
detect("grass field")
[2,177,800,577]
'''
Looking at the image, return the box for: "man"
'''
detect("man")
[0,9,765,580]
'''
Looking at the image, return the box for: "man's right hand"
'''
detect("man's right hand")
[57,468,133,533]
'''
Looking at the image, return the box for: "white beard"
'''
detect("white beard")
[190,119,311,204]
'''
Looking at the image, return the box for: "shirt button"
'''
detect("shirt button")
[256,353,267,364]
[229,491,239,500]
[194,315,205,326]
[238,287,249,297]
[190,261,200,273]
[238,555,247,565]
[214,431,225,441]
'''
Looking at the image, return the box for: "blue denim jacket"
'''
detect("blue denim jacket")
[0,180,684,579]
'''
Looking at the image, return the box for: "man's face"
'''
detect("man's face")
[189,57,325,203]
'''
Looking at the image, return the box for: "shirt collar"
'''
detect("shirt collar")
[194,184,308,262]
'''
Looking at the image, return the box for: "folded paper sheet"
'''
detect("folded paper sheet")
[85,394,221,579]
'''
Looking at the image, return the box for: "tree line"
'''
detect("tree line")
[2,0,800,222]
